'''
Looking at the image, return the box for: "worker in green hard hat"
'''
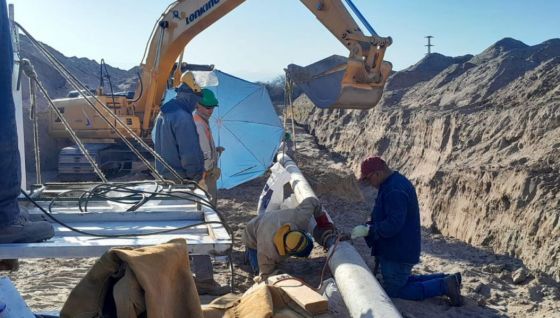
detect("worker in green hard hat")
[194,88,224,206]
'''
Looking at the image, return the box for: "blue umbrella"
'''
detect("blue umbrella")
[197,70,283,189]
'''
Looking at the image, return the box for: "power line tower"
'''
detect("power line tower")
[425,36,434,55]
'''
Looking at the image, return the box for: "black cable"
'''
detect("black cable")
[100,59,116,108]
[129,72,143,103]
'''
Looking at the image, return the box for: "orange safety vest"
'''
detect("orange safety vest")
[193,113,213,144]
[193,113,217,172]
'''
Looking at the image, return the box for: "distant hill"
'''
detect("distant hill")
[293,38,560,282]
[18,34,137,103]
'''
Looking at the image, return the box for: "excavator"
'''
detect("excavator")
[45,0,393,179]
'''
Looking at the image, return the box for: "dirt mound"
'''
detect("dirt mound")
[292,37,560,282]
[387,53,472,91]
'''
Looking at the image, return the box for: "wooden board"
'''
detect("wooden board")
[267,274,329,315]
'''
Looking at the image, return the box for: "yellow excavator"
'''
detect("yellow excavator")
[46,0,392,179]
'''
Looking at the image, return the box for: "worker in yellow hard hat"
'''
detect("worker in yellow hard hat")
[274,224,314,258]
[243,196,326,280]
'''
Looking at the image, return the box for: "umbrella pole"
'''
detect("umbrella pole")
[284,71,297,160]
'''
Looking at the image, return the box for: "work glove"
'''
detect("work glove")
[253,270,278,284]
[351,224,370,240]
[253,275,265,284]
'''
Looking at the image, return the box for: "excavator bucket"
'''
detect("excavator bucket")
[287,55,391,110]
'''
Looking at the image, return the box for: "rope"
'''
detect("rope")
[99,58,117,108]
[283,71,297,161]
[26,59,42,184]
[15,22,185,184]
[317,235,341,290]
[19,59,108,183]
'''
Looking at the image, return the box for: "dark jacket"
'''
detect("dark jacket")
[153,90,204,181]
[365,171,421,264]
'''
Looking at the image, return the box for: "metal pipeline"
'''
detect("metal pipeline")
[276,153,401,318]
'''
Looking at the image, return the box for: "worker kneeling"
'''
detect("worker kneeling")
[243,198,334,280]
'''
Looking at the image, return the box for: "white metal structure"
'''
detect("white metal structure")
[0,183,231,259]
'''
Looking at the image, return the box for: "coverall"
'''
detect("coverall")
[243,197,319,276]
[365,171,452,300]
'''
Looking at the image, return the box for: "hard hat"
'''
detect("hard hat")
[273,224,313,257]
[180,71,201,93]
[199,88,219,108]
[359,156,387,180]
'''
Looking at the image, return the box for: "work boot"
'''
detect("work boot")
[0,259,19,271]
[444,275,463,307]
[451,272,462,287]
[0,215,54,243]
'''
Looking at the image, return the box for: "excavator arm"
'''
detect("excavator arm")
[134,0,392,133]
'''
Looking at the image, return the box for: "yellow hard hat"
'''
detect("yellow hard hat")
[180,71,201,93]
[273,224,312,256]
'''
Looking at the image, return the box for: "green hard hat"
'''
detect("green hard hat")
[199,88,219,107]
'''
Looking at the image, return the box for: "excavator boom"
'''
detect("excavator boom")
[134,0,392,131]
[46,0,393,179]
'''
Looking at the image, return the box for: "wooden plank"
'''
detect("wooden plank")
[203,207,230,242]
[266,274,329,315]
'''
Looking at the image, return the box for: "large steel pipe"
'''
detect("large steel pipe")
[328,241,401,318]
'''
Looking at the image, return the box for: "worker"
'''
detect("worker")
[243,196,335,279]
[280,132,294,159]
[351,156,463,306]
[193,88,224,206]
[153,77,204,182]
[0,0,54,244]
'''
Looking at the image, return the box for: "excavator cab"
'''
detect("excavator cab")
[287,54,392,110]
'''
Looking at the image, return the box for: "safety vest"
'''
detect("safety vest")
[193,113,217,170]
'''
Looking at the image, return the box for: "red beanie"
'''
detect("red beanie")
[359,156,387,180]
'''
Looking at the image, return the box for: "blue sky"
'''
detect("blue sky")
[7,0,560,82]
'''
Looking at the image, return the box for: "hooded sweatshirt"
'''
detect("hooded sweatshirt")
[153,88,204,181]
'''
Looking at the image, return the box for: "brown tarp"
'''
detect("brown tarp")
[60,238,203,318]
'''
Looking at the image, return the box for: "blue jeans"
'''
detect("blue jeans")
[379,258,447,301]
[246,248,259,275]
[0,0,22,227]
